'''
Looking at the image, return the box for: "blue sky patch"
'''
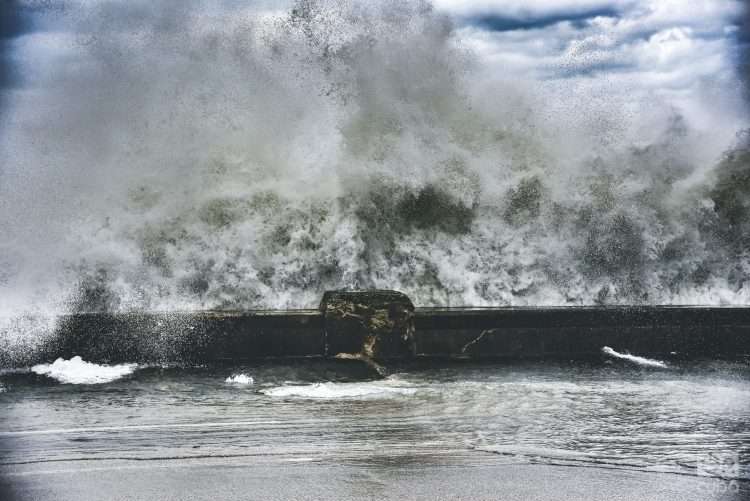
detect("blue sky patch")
[469,7,620,32]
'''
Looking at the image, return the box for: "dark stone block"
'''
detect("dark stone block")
[320,290,415,359]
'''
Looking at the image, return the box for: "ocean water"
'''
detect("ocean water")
[2,359,748,487]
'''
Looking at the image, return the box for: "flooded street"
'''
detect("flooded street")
[1,360,748,500]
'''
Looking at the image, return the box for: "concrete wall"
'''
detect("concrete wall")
[414,306,750,359]
[47,310,324,363]
[28,303,750,364]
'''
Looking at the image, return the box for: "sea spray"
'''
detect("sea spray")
[225,374,254,385]
[0,0,748,323]
[31,356,138,384]
[602,346,668,369]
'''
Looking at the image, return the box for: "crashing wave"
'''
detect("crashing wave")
[0,0,748,322]
[31,356,138,384]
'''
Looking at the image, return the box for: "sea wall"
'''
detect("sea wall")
[414,306,750,359]
[21,292,750,364]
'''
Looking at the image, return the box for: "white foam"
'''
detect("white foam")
[0,0,747,325]
[31,356,137,384]
[602,346,668,369]
[225,373,254,385]
[261,381,417,399]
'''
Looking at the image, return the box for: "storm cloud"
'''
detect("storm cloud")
[0,0,32,116]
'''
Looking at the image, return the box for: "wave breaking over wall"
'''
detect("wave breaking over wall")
[0,0,749,325]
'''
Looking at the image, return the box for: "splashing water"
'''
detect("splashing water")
[601,346,668,369]
[30,356,138,384]
[261,379,418,399]
[0,0,749,325]
[225,373,254,385]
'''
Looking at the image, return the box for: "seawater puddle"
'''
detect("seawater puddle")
[1,360,748,481]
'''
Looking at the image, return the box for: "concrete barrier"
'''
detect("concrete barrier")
[414,306,750,359]
[23,292,750,364]
[47,310,324,363]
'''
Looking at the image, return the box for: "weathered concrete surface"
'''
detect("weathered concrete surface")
[414,306,750,359]
[44,310,323,364]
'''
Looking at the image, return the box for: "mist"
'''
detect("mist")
[1,0,749,319]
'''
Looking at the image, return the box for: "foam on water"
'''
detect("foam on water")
[602,346,668,369]
[31,356,138,384]
[225,374,254,385]
[261,380,418,399]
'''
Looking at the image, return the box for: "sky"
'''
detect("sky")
[0,0,31,108]
[439,0,749,128]
[0,0,747,197]
[0,0,746,149]
[1,0,743,195]
[0,1,747,116]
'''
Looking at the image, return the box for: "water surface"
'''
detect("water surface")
[2,359,748,485]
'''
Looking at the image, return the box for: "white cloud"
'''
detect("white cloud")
[447,0,746,133]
